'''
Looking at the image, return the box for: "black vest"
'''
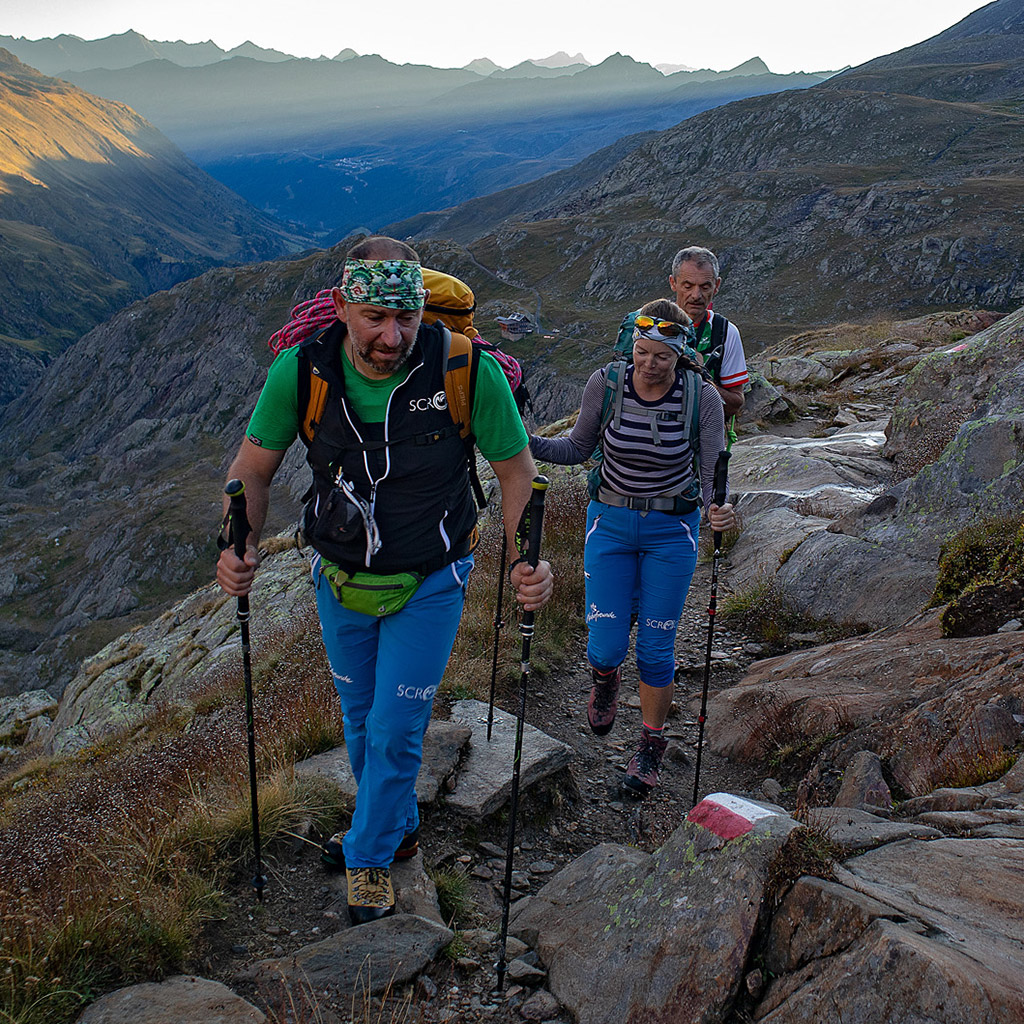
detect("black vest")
[301,321,477,575]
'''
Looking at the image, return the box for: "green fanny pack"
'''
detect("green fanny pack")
[322,564,424,617]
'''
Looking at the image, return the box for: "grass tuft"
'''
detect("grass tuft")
[428,864,474,929]
[720,575,867,650]
[441,473,588,702]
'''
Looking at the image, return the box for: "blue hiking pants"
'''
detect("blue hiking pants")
[312,553,474,867]
[583,501,700,688]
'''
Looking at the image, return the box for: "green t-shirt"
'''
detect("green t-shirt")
[247,337,528,462]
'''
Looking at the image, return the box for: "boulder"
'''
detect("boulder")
[725,422,895,603]
[803,806,941,851]
[251,914,452,998]
[708,613,1024,798]
[743,371,791,424]
[44,546,315,755]
[510,794,800,1024]
[757,838,1024,1022]
[730,425,890,519]
[737,307,1024,632]
[0,689,57,745]
[763,355,833,386]
[832,750,892,812]
[885,305,1024,480]
[76,975,265,1023]
[295,719,471,806]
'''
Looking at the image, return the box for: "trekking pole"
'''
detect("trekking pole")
[692,452,731,809]
[486,532,508,741]
[224,479,266,902]
[495,476,549,992]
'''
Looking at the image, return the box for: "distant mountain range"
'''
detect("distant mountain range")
[0,30,297,73]
[0,31,686,78]
[47,45,825,236]
[1,30,830,239]
[0,49,308,372]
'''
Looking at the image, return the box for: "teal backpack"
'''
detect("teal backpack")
[614,308,729,377]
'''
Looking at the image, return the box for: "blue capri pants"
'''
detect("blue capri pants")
[312,553,473,868]
[583,501,700,687]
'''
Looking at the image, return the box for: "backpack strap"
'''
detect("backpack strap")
[709,313,729,354]
[298,346,330,446]
[443,327,476,440]
[600,360,628,434]
[442,328,488,508]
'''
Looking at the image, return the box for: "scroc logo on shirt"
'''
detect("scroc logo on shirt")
[409,391,448,413]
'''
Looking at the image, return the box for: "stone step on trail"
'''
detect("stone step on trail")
[446,699,574,820]
[294,719,472,805]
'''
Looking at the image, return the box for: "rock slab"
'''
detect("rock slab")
[295,719,471,805]
[759,838,1024,1022]
[251,913,452,997]
[76,975,266,1023]
[446,699,573,819]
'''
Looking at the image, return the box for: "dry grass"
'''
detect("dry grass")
[931,708,1023,792]
[937,747,1020,791]
[256,964,416,1024]
[719,574,868,651]
[442,475,589,702]
[82,643,147,682]
[0,611,348,1024]
[0,480,587,1023]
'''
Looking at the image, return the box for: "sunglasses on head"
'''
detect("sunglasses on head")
[634,315,688,337]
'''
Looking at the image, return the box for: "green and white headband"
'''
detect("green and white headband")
[340,259,426,309]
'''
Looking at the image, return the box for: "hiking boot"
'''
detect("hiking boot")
[320,832,347,873]
[394,828,419,860]
[587,665,621,736]
[622,730,669,797]
[347,866,395,925]
[321,830,419,872]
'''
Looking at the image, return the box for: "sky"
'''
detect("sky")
[0,0,993,73]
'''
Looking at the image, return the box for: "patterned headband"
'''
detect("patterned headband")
[633,321,694,355]
[340,259,426,309]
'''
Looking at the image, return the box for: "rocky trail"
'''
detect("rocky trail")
[183,558,770,1024]
[11,305,1024,1023]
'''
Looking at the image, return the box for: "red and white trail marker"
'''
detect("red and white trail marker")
[687,793,778,840]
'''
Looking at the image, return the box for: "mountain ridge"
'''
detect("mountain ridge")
[57,48,826,235]
[0,48,308,354]
[0,29,296,74]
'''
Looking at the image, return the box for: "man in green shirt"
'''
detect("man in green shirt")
[217,236,552,924]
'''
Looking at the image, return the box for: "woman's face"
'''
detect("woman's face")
[632,337,677,389]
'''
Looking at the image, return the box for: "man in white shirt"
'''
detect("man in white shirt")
[669,246,748,425]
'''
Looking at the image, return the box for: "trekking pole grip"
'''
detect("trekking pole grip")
[525,476,549,571]
[712,452,731,551]
[225,479,252,561]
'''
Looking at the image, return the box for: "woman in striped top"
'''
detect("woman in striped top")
[529,299,737,797]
